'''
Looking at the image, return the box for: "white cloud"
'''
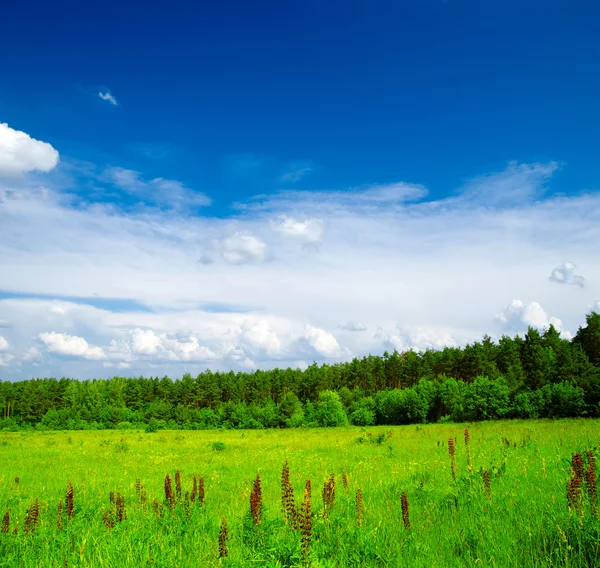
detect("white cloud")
[271,216,324,244]
[375,325,458,353]
[0,354,14,367]
[302,325,344,358]
[221,232,267,264]
[241,320,282,357]
[240,181,427,213]
[103,361,131,369]
[549,262,585,288]
[460,161,558,206]
[0,123,59,176]
[130,328,215,362]
[0,336,8,351]
[99,91,118,106]
[338,321,367,332]
[23,347,42,362]
[106,167,211,209]
[1,159,599,377]
[38,332,106,360]
[496,300,566,335]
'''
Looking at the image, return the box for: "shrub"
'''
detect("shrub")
[350,407,376,426]
[540,382,587,418]
[315,391,348,427]
[375,388,428,425]
[462,376,511,421]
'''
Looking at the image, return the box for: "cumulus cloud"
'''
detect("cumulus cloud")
[338,321,367,332]
[0,123,59,176]
[302,325,344,358]
[0,336,9,351]
[549,262,585,288]
[106,167,211,209]
[221,232,267,264]
[38,332,106,360]
[99,91,118,105]
[496,300,566,334]
[375,325,458,353]
[241,320,282,357]
[130,328,215,362]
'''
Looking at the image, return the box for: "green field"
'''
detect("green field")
[1,420,599,567]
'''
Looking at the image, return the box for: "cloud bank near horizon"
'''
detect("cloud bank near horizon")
[0,122,599,380]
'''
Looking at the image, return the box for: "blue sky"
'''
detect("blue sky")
[0,0,599,379]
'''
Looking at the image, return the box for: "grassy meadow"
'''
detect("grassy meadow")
[0,420,599,567]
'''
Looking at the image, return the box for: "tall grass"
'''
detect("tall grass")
[0,419,599,567]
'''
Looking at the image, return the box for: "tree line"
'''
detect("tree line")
[1,312,599,431]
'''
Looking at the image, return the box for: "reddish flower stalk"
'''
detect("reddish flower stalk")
[250,472,263,525]
[281,460,297,526]
[355,488,364,528]
[24,499,40,534]
[218,517,229,558]
[116,493,126,522]
[321,474,335,518]
[198,476,205,506]
[483,470,492,502]
[342,472,349,492]
[448,437,458,480]
[102,510,115,529]
[572,453,584,484]
[164,474,175,508]
[1,510,10,533]
[175,470,182,502]
[567,475,582,511]
[401,491,411,530]
[65,481,75,519]
[464,429,472,472]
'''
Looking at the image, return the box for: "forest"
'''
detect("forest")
[1,312,599,431]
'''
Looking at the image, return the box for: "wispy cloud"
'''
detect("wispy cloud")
[106,166,211,210]
[98,91,118,106]
[280,162,314,183]
[1,128,599,379]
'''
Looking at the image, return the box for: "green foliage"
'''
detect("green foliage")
[375,388,428,424]
[315,390,348,427]
[349,397,376,426]
[539,382,587,418]
[462,376,511,421]
[1,313,600,431]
